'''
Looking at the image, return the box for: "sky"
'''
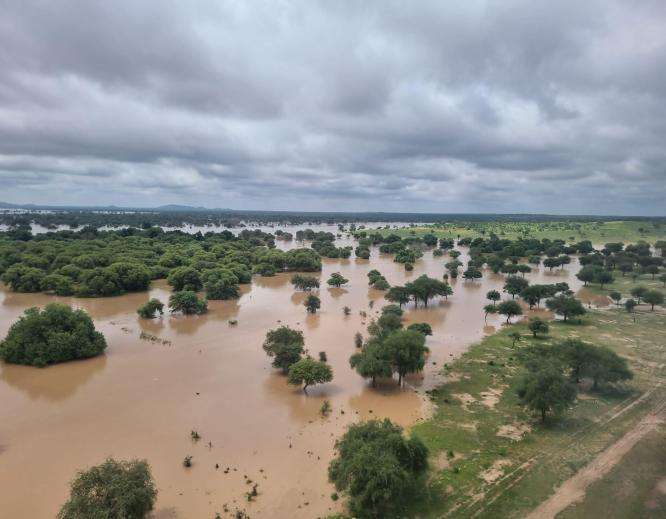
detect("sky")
[1,1,665,215]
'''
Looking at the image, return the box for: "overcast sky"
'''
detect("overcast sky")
[1,1,665,215]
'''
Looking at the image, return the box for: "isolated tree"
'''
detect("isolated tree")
[168,291,207,315]
[643,290,664,310]
[386,286,411,308]
[462,266,482,281]
[383,329,428,385]
[327,272,349,287]
[624,298,637,313]
[328,419,428,519]
[137,298,164,319]
[58,458,157,519]
[545,295,586,322]
[497,300,522,324]
[504,276,529,299]
[406,275,452,307]
[528,317,549,338]
[609,291,622,306]
[516,361,577,422]
[517,264,532,277]
[0,303,107,367]
[486,289,501,306]
[288,357,333,393]
[304,294,321,313]
[263,326,305,373]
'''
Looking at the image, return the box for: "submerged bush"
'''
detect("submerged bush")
[0,303,107,367]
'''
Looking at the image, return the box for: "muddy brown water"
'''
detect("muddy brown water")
[0,244,585,518]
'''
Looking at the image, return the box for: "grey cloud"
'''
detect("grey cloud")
[0,0,664,215]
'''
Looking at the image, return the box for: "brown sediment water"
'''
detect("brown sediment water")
[0,242,585,518]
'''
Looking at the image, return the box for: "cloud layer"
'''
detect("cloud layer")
[1,1,665,214]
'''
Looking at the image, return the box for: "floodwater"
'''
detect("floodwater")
[0,242,585,518]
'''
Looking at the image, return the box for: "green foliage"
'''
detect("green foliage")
[167,266,202,292]
[497,300,522,323]
[642,289,664,310]
[263,326,305,373]
[0,303,107,367]
[58,458,157,519]
[327,272,349,287]
[328,419,428,518]
[137,298,164,319]
[287,357,333,392]
[516,360,578,422]
[528,317,549,338]
[545,294,586,322]
[168,291,207,315]
[405,275,452,307]
[304,294,321,313]
[386,286,411,307]
[203,269,240,300]
[291,274,320,291]
[407,322,433,336]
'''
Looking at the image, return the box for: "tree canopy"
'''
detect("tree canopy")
[0,303,107,367]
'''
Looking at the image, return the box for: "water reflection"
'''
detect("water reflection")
[0,355,107,402]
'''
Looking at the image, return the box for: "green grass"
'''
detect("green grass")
[409,306,666,518]
[558,429,666,519]
[582,270,665,300]
[379,220,666,245]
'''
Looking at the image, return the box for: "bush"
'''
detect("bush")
[288,357,333,392]
[0,303,107,367]
[137,298,164,319]
[58,458,157,519]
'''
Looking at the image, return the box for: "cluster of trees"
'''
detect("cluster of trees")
[0,303,107,367]
[58,458,157,518]
[302,230,353,258]
[262,326,332,392]
[328,419,428,518]
[0,226,323,298]
[350,305,430,386]
[577,241,663,282]
[291,274,320,291]
[517,338,633,421]
[628,286,665,310]
[386,275,452,308]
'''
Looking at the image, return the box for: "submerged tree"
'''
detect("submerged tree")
[328,419,428,518]
[58,458,157,519]
[263,326,305,373]
[497,300,522,324]
[304,294,321,313]
[137,298,164,319]
[287,357,333,393]
[168,291,207,315]
[327,272,349,287]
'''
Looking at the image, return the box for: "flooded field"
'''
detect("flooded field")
[0,243,585,518]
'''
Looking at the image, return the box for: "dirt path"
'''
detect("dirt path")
[525,409,664,519]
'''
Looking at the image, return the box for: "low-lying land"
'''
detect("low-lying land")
[409,305,665,518]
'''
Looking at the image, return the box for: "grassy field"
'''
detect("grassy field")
[583,269,665,299]
[409,304,665,518]
[379,220,666,245]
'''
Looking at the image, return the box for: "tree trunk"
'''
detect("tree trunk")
[371,376,376,388]
[398,372,403,386]
[541,408,546,422]
[303,384,309,394]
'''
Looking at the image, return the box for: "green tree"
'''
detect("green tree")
[328,419,428,518]
[406,275,452,307]
[137,298,164,319]
[609,291,622,306]
[576,265,598,286]
[0,303,107,367]
[483,304,498,322]
[304,294,321,313]
[263,326,304,373]
[642,290,664,310]
[386,286,411,308]
[350,341,393,387]
[407,322,433,336]
[528,317,549,338]
[383,329,428,385]
[516,361,577,422]
[168,291,207,315]
[497,300,522,324]
[288,357,333,392]
[327,272,349,287]
[167,266,202,292]
[630,285,648,302]
[503,276,529,299]
[545,295,586,322]
[291,274,320,291]
[57,458,157,519]
[203,269,240,300]
[486,289,501,306]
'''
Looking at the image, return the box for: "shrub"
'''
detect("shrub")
[168,291,207,315]
[137,299,164,319]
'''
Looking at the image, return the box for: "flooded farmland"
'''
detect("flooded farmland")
[0,239,585,518]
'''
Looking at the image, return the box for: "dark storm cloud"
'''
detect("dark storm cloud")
[0,0,665,214]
